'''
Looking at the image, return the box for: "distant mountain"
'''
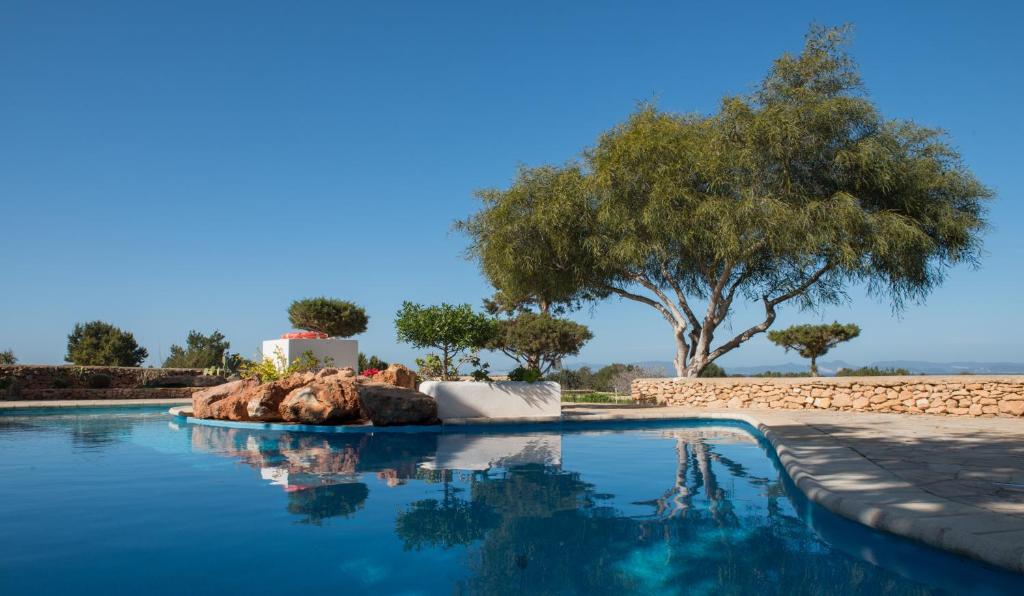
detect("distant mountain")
[561,359,1024,376]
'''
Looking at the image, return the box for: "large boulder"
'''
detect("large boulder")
[357,382,438,426]
[193,380,250,418]
[280,377,362,424]
[375,364,417,390]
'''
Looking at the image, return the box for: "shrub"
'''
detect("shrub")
[288,298,368,338]
[0,349,16,365]
[545,367,587,389]
[698,362,727,377]
[65,321,148,367]
[241,348,325,383]
[836,366,910,377]
[753,371,812,378]
[51,377,71,389]
[358,353,389,372]
[163,330,230,368]
[86,373,113,389]
[507,367,543,382]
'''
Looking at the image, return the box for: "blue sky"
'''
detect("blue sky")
[2,1,1022,370]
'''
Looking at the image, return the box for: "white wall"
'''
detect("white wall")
[260,338,358,371]
[420,381,561,421]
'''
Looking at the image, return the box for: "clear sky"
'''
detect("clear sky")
[2,0,1022,370]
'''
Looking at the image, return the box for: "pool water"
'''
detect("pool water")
[1,408,1021,595]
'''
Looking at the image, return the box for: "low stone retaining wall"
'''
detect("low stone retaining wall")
[2,387,199,401]
[631,376,1024,418]
[0,365,203,392]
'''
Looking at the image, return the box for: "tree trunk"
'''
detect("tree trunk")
[673,327,688,377]
[810,356,818,377]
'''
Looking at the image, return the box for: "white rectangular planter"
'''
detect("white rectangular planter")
[260,338,358,371]
[419,381,561,422]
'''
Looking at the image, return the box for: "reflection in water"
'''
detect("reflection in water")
[177,422,1023,594]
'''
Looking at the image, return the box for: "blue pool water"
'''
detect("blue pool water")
[1,407,1022,595]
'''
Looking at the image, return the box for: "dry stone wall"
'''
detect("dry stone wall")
[631,376,1024,418]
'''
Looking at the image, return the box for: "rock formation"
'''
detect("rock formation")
[191,364,437,426]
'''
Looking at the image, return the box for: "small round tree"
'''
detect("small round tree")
[0,349,16,365]
[394,302,496,380]
[490,312,592,375]
[767,322,860,376]
[288,298,368,338]
[65,321,149,367]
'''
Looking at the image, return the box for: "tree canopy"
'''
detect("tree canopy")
[767,322,861,375]
[288,297,368,338]
[65,321,148,367]
[0,350,15,365]
[163,330,231,368]
[394,302,496,380]
[459,25,990,377]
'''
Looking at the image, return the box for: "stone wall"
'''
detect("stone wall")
[0,365,203,391]
[11,387,200,401]
[631,376,1024,418]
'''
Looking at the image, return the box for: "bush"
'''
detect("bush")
[507,367,543,382]
[51,377,71,389]
[163,330,230,368]
[836,366,910,377]
[698,362,727,377]
[0,350,16,365]
[752,370,812,378]
[240,348,327,383]
[288,298,368,338]
[545,367,588,389]
[65,321,148,367]
[358,353,389,372]
[86,373,113,389]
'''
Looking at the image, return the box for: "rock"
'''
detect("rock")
[195,370,438,427]
[193,380,249,418]
[280,387,337,425]
[357,382,438,426]
[376,364,417,390]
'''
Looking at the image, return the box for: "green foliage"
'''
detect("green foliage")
[751,371,813,378]
[836,366,910,377]
[460,25,991,378]
[288,297,368,338]
[203,352,247,378]
[65,321,148,367]
[767,322,860,375]
[560,391,628,404]
[546,363,655,392]
[358,352,390,372]
[163,330,230,368]
[0,350,15,365]
[699,362,727,377]
[507,366,543,382]
[395,302,497,381]
[489,312,592,374]
[51,376,71,389]
[85,373,112,389]
[545,367,588,389]
[240,348,327,383]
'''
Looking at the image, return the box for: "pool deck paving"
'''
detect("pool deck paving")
[4,398,1024,573]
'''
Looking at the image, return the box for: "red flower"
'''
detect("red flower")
[361,368,381,377]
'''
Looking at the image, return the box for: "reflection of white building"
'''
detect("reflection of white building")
[421,433,562,471]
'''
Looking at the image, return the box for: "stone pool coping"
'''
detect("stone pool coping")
[8,399,1024,574]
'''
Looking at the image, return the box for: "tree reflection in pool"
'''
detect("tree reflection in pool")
[0,408,1021,595]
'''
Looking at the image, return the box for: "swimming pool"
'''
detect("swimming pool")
[0,407,1021,594]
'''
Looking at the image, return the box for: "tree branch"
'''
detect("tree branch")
[602,283,680,328]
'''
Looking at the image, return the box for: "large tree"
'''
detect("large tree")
[767,322,860,376]
[66,321,148,367]
[460,25,990,377]
[163,330,231,369]
[489,312,592,375]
